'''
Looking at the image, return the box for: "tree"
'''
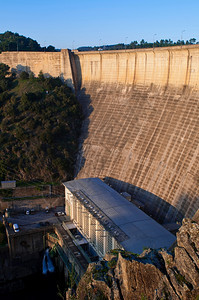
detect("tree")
[140,39,147,48]
[189,38,196,44]
[0,64,11,92]
[0,66,82,182]
[0,63,10,79]
[46,45,56,52]
[38,70,45,81]
[129,41,138,49]
[19,71,29,80]
[0,31,57,52]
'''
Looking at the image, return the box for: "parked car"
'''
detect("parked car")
[55,212,65,216]
[74,234,82,240]
[39,221,50,227]
[13,224,19,233]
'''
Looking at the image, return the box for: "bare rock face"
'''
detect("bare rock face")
[76,219,199,300]
[155,219,199,300]
[176,218,199,271]
[114,253,163,300]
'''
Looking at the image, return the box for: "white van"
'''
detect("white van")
[13,224,19,233]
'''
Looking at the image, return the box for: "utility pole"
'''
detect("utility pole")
[125,37,128,50]
[181,30,185,47]
[153,34,157,50]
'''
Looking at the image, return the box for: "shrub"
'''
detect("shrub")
[107,258,117,269]
[19,71,29,80]
[38,70,45,81]
[0,232,5,244]
[0,69,82,182]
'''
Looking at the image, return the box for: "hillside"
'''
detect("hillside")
[0,31,57,52]
[0,63,82,182]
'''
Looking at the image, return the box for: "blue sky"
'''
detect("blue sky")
[1,0,199,49]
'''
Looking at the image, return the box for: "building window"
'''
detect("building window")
[107,233,113,251]
[97,223,104,256]
[90,216,96,246]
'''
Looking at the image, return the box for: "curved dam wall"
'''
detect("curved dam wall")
[0,46,199,223]
[73,46,199,223]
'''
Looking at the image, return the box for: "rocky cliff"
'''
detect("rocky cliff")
[76,218,199,300]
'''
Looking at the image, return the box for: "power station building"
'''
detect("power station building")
[63,178,176,258]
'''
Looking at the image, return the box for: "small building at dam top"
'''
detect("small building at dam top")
[63,178,175,257]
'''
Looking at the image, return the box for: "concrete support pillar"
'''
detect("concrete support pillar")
[60,49,75,90]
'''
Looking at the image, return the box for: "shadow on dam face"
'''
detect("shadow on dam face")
[103,177,184,224]
[11,64,32,74]
[75,87,93,178]
[74,80,199,224]
[11,64,53,79]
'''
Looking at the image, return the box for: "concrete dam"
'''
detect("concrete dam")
[0,46,199,223]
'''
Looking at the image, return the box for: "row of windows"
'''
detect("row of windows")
[66,192,122,257]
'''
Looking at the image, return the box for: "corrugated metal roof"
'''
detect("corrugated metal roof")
[63,178,176,254]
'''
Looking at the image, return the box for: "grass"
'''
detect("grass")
[1,195,47,202]
[16,180,59,187]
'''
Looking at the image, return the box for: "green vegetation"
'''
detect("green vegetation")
[0,63,82,182]
[0,189,13,198]
[109,248,139,259]
[91,261,112,291]
[1,196,48,202]
[0,31,57,52]
[141,294,148,300]
[15,180,59,187]
[174,271,192,288]
[107,258,117,269]
[78,38,199,51]
[0,222,7,245]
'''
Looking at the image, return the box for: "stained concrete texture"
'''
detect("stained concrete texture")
[1,46,199,223]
